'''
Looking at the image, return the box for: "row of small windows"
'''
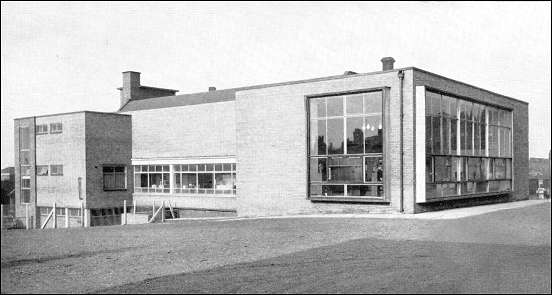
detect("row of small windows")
[36,123,63,134]
[133,164,236,195]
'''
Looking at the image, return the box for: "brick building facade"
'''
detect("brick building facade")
[14,57,529,226]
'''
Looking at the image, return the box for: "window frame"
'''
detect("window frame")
[306,88,387,202]
[49,122,63,134]
[102,165,127,191]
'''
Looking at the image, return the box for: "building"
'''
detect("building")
[528,157,550,197]
[14,57,529,226]
[14,112,132,228]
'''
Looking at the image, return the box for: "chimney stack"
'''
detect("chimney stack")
[208,86,216,92]
[381,57,395,71]
[121,71,141,107]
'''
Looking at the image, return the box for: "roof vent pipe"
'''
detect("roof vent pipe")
[381,57,395,71]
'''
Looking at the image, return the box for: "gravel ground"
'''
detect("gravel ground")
[1,201,550,294]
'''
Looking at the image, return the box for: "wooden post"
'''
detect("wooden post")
[25,203,29,230]
[80,201,84,227]
[53,202,57,229]
[161,201,165,223]
[0,204,3,230]
[65,207,69,228]
[122,200,127,225]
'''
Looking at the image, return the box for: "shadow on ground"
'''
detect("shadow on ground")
[97,237,551,294]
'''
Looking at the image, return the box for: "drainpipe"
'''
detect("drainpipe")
[398,70,405,213]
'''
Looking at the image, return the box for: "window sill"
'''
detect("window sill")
[133,192,236,198]
[309,195,389,204]
[421,190,512,203]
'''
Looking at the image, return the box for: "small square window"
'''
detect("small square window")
[50,122,63,133]
[50,165,63,176]
[37,165,49,176]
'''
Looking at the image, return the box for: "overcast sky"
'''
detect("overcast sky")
[1,1,551,168]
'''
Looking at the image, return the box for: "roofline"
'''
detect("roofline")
[409,67,528,105]
[116,86,179,92]
[14,110,131,121]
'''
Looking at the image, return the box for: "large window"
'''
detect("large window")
[308,91,384,199]
[103,166,126,190]
[134,165,170,193]
[133,163,236,195]
[425,90,512,199]
[50,122,63,134]
[174,163,236,195]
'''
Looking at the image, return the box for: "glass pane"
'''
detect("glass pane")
[364,91,382,114]
[21,166,31,176]
[451,157,458,181]
[37,165,49,176]
[427,91,441,116]
[198,173,213,189]
[309,158,327,182]
[494,158,506,179]
[347,185,382,197]
[188,164,197,172]
[310,119,326,156]
[474,123,481,156]
[442,118,449,154]
[466,121,473,155]
[346,94,363,114]
[148,174,163,189]
[328,157,362,182]
[206,164,214,171]
[215,164,223,171]
[198,164,206,171]
[310,97,326,118]
[426,116,432,154]
[468,157,481,181]
[19,127,30,150]
[346,117,364,154]
[223,163,232,171]
[21,190,30,203]
[327,118,344,154]
[365,115,383,153]
[20,151,31,165]
[449,96,458,118]
[432,116,441,154]
[310,184,323,196]
[434,156,452,182]
[326,96,343,117]
[181,174,197,189]
[322,185,344,196]
[174,174,181,188]
[426,156,433,183]
[441,95,450,117]
[21,178,31,188]
[451,118,457,154]
[364,157,384,183]
[215,173,233,190]
[480,123,486,155]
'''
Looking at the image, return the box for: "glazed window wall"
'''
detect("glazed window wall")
[133,163,236,195]
[308,91,384,199]
[174,163,236,195]
[425,90,512,199]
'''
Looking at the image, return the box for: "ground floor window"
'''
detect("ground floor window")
[134,165,170,193]
[309,155,384,198]
[174,163,236,195]
[426,156,512,199]
[133,162,236,195]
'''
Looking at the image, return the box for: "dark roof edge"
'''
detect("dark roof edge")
[14,110,131,121]
[139,85,179,92]
[409,67,529,105]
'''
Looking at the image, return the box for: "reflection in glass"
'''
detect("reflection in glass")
[346,117,364,154]
[327,118,344,154]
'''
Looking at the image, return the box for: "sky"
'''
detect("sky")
[1,1,551,168]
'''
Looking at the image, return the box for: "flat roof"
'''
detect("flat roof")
[14,110,131,121]
[119,66,527,112]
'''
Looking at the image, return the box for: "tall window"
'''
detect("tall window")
[19,126,32,204]
[103,166,126,190]
[425,90,513,200]
[308,91,384,199]
[133,165,170,193]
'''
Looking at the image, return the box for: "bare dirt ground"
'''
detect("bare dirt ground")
[1,201,550,294]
